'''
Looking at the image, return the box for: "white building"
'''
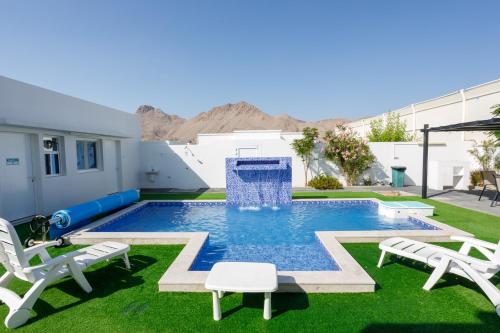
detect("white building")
[0,76,140,221]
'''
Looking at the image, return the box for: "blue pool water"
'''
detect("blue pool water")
[93,200,439,271]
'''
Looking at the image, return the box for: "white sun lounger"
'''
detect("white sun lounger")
[0,217,130,328]
[378,236,500,316]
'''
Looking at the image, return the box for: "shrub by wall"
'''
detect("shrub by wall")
[308,174,343,190]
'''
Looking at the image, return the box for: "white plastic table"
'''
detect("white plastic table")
[204,262,278,320]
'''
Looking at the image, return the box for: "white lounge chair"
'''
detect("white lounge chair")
[378,236,500,316]
[0,217,130,328]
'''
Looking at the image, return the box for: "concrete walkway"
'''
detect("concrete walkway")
[404,186,500,217]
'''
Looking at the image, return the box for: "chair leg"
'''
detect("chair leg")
[123,253,131,269]
[458,243,472,255]
[491,192,499,207]
[4,280,48,329]
[67,260,92,293]
[0,272,14,287]
[478,186,486,201]
[212,291,221,321]
[377,250,386,268]
[263,292,272,320]
[423,257,451,291]
[4,265,61,329]
[451,258,500,317]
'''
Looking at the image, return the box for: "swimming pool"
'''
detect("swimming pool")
[92,200,439,271]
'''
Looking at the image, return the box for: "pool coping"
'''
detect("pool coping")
[67,198,473,293]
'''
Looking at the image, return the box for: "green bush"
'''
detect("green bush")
[308,174,343,190]
[367,113,414,142]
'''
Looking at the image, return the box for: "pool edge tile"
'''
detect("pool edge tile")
[67,198,473,293]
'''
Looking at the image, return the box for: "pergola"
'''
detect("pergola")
[420,118,500,198]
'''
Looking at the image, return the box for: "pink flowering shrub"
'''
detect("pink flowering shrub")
[323,125,375,185]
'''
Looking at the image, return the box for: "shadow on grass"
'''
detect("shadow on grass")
[366,257,500,331]
[27,254,156,325]
[221,292,309,319]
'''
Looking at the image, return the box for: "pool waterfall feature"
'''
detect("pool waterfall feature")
[225,157,292,208]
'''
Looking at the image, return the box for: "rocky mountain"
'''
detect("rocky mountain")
[136,105,186,141]
[137,101,346,142]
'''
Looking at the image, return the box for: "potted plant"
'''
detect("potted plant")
[469,170,482,191]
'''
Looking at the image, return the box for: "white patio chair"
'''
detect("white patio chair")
[0,217,130,328]
[378,236,500,316]
[478,171,500,207]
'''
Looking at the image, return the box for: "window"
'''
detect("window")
[237,146,259,157]
[43,136,62,176]
[76,140,101,171]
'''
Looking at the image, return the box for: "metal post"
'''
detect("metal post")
[460,89,466,141]
[411,104,416,135]
[422,124,429,199]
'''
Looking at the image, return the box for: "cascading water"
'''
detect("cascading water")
[226,157,292,209]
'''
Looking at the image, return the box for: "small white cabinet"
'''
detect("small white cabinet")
[428,160,470,190]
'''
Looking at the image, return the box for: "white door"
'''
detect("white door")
[0,133,36,221]
[105,140,120,193]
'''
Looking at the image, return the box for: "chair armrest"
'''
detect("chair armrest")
[450,236,498,250]
[437,249,499,270]
[22,252,78,273]
[24,240,60,262]
[24,241,60,256]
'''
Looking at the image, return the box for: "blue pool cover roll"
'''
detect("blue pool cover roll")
[49,189,139,239]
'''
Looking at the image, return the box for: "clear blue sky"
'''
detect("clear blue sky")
[0,0,499,120]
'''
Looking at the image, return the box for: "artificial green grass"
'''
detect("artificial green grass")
[2,192,499,332]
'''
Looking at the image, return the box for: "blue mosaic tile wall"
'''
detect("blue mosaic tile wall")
[225,157,292,207]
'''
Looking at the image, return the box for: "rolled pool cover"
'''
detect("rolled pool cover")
[49,189,139,239]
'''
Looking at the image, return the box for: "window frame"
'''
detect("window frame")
[42,135,64,177]
[76,138,103,172]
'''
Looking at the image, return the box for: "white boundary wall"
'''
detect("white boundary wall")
[140,131,309,189]
[139,131,474,189]
[347,79,500,142]
[366,141,473,188]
